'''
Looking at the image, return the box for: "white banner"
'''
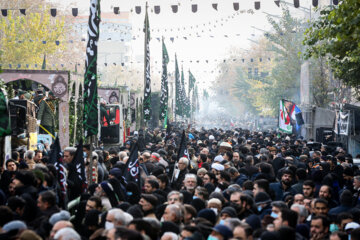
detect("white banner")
[337,110,350,135]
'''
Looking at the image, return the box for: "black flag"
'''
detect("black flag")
[67,140,86,201]
[49,137,61,165]
[124,142,140,186]
[143,6,151,121]
[171,130,189,183]
[72,140,87,191]
[177,130,189,161]
[50,137,67,208]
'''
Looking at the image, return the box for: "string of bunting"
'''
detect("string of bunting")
[5,10,248,43]
[0,57,272,72]
[0,0,338,17]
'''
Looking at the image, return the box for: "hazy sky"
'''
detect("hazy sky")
[50,0,312,93]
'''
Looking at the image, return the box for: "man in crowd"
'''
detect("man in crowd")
[2,124,360,240]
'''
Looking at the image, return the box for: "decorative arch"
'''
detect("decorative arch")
[0,69,70,149]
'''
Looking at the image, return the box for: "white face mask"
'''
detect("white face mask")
[105,221,114,230]
[210,208,218,215]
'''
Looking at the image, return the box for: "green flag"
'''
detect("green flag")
[203,89,209,100]
[41,54,46,70]
[180,68,190,118]
[0,89,11,137]
[188,70,196,95]
[159,38,169,120]
[175,54,183,117]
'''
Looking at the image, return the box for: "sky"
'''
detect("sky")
[49,0,313,94]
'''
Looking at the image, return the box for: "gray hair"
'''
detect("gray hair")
[166,204,182,222]
[197,168,207,175]
[64,147,76,156]
[224,218,242,231]
[119,151,127,160]
[162,232,179,240]
[25,150,34,160]
[167,191,184,202]
[54,227,81,240]
[184,173,197,182]
[108,209,133,226]
[291,203,308,218]
[143,217,161,231]
[179,157,189,166]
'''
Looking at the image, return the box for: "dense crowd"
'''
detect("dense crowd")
[1,127,360,240]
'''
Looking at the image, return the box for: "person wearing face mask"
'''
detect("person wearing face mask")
[207,224,233,240]
[207,198,222,217]
[219,207,237,225]
[270,169,296,201]
[254,192,272,220]
[105,208,133,230]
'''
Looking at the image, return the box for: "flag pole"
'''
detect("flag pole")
[143,2,148,128]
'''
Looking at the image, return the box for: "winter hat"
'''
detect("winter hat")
[212,224,233,240]
[3,220,27,232]
[84,210,101,226]
[220,207,237,218]
[254,192,271,205]
[245,214,261,230]
[49,210,71,225]
[141,194,158,207]
[109,168,122,180]
[214,155,224,163]
[197,209,216,226]
[211,163,224,171]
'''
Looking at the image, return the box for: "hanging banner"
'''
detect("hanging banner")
[143,5,151,121]
[337,110,350,136]
[83,0,100,137]
[159,38,169,120]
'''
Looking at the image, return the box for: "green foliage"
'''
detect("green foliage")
[263,8,305,114]
[303,0,360,89]
[0,6,66,66]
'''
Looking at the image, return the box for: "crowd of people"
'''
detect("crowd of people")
[1,126,360,240]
